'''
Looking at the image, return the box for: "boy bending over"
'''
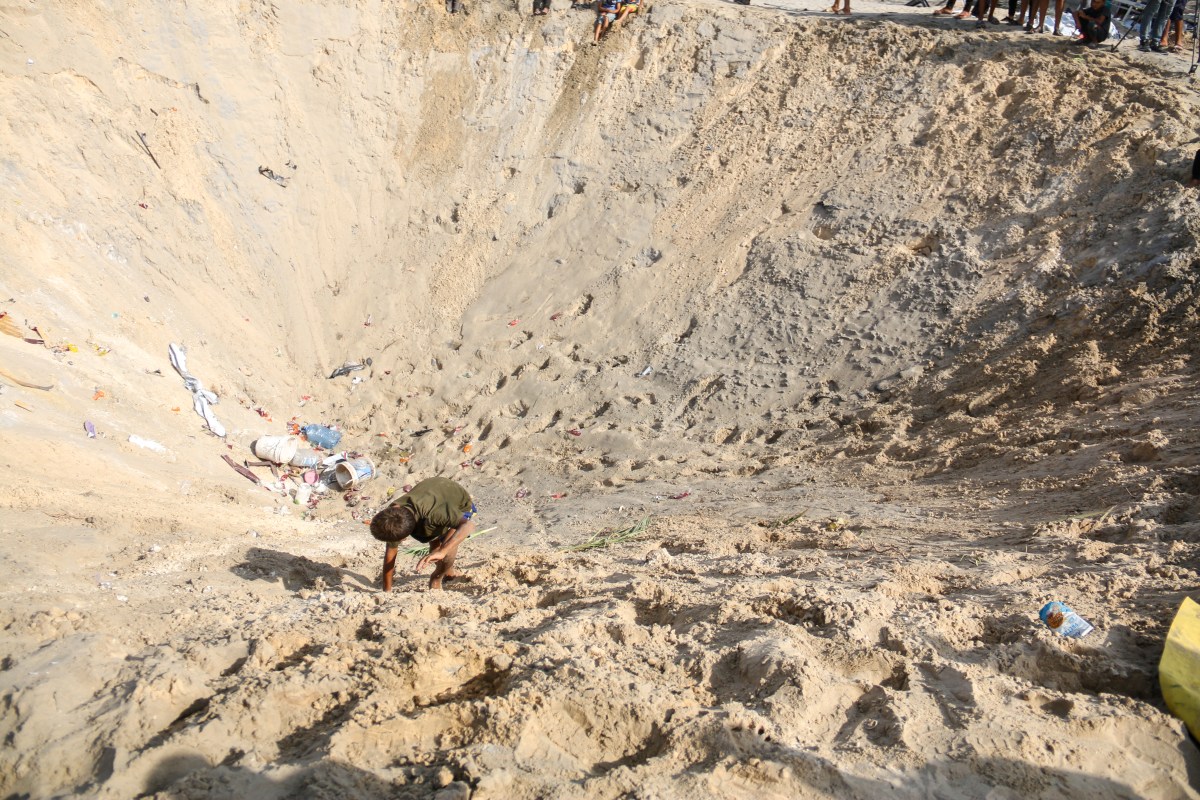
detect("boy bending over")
[371,477,477,591]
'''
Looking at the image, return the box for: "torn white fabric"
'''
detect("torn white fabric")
[168,343,226,437]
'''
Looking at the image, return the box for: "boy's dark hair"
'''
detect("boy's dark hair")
[370,504,417,542]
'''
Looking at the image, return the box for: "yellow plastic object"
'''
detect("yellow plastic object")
[1160,596,1200,739]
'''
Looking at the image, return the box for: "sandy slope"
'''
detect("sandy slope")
[1,0,1199,796]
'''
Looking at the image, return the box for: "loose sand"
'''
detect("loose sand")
[2,0,1199,797]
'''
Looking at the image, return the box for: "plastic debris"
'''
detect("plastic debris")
[329,362,367,379]
[551,493,567,499]
[1039,601,1094,638]
[129,435,168,453]
[168,343,225,437]
[84,421,96,438]
[669,490,691,500]
[550,312,563,321]
[302,423,342,450]
[638,366,653,377]
[568,428,582,437]
[92,389,105,401]
[1161,596,1200,738]
[507,319,520,327]
[258,165,288,186]
[515,488,529,499]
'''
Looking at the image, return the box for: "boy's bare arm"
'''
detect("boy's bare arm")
[416,518,476,571]
[382,543,398,591]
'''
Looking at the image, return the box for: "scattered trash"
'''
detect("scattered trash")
[568,428,582,437]
[221,454,260,484]
[550,312,563,321]
[294,484,313,506]
[669,490,691,500]
[462,444,473,453]
[0,366,53,391]
[92,389,105,401]
[290,449,322,468]
[402,484,413,493]
[1039,601,1094,638]
[1161,596,1200,738]
[138,203,149,210]
[474,459,484,467]
[329,361,369,379]
[92,344,111,356]
[253,435,301,464]
[412,428,432,437]
[551,493,567,499]
[84,421,96,438]
[0,313,24,338]
[168,343,225,437]
[351,376,364,385]
[638,366,653,378]
[258,165,288,186]
[515,488,529,499]
[303,469,319,485]
[129,434,168,453]
[116,595,128,603]
[13,401,32,412]
[254,407,272,421]
[135,131,162,170]
[302,423,342,450]
[507,319,520,327]
[364,314,373,327]
[335,457,376,489]
[562,517,652,552]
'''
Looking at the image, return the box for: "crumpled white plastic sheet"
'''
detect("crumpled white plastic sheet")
[168,343,225,438]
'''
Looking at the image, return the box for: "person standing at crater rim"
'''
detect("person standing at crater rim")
[371,477,477,591]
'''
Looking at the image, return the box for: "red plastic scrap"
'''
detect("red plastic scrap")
[669,491,691,500]
[551,493,567,499]
[507,319,520,327]
[568,428,582,437]
[550,312,563,321]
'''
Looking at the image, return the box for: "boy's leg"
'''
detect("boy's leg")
[428,536,465,590]
[1052,0,1064,32]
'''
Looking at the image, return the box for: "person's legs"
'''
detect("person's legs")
[1138,0,1164,45]
[427,535,465,590]
[1027,0,1047,30]
[1149,0,1173,47]
[1052,0,1065,33]
[934,0,957,14]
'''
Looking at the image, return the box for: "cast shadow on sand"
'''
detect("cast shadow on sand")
[229,548,375,593]
[142,754,412,799]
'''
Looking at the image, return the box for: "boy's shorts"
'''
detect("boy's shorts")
[1170,0,1186,21]
[597,10,617,22]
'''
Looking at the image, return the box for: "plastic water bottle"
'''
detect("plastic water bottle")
[289,449,322,468]
[1039,601,1094,638]
[301,424,342,450]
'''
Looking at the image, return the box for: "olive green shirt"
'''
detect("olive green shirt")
[397,477,472,543]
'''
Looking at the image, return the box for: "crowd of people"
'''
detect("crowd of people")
[925,0,1189,49]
